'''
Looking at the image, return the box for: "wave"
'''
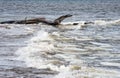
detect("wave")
[58,19,120,29]
[93,19,120,26]
[15,27,120,78]
[15,30,56,69]
[54,67,120,78]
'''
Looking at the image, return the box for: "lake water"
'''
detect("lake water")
[0,0,120,78]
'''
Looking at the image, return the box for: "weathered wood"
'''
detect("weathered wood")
[0,14,72,26]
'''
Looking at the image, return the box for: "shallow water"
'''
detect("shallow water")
[0,0,120,78]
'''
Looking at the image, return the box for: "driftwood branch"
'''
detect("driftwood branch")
[0,14,72,26]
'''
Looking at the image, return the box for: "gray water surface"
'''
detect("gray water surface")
[0,0,120,78]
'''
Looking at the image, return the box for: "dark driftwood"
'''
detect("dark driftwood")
[0,14,72,26]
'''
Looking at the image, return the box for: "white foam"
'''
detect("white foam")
[58,21,85,29]
[54,67,120,78]
[60,19,120,28]
[16,30,56,69]
[90,42,112,47]
[15,29,85,72]
[15,27,120,78]
[94,19,120,26]
[101,62,120,67]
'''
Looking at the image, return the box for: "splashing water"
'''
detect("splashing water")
[1,0,120,77]
[15,19,120,78]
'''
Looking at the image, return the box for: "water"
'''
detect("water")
[0,0,120,78]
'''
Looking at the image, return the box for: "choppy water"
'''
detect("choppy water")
[0,0,120,78]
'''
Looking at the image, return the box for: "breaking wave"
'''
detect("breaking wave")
[15,19,120,78]
[59,19,120,29]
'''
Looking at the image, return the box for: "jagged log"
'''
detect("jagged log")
[0,14,72,26]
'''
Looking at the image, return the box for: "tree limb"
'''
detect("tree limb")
[0,14,72,26]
